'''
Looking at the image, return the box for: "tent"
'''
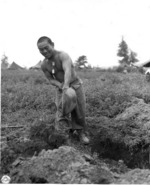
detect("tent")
[30,61,42,70]
[131,60,150,76]
[8,62,24,70]
[133,60,150,68]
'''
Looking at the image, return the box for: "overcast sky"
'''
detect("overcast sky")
[0,0,150,68]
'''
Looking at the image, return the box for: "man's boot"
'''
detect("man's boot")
[77,130,90,145]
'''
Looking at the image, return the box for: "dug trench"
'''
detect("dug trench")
[1,98,150,183]
[88,97,150,170]
[89,120,150,169]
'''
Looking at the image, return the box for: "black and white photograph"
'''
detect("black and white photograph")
[1,0,150,183]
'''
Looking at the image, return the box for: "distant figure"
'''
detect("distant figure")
[37,36,89,144]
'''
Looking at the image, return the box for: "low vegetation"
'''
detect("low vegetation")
[1,68,150,178]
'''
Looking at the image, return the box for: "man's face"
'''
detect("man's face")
[37,40,54,58]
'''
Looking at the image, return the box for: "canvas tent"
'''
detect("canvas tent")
[30,61,42,70]
[133,60,150,68]
[141,60,150,68]
[131,60,150,78]
[8,62,24,70]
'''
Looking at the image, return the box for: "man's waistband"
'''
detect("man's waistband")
[70,77,83,90]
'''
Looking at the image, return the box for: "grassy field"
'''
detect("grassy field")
[1,69,149,126]
[1,68,150,172]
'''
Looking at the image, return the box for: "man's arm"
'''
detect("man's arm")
[61,53,72,91]
[41,60,62,89]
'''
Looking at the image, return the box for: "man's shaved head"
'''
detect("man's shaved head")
[37,36,54,47]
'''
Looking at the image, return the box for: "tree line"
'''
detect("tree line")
[75,36,139,68]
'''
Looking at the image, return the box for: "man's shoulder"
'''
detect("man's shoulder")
[57,50,70,60]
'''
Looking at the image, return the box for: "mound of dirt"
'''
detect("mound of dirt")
[88,97,150,168]
[2,97,150,184]
[10,146,114,184]
[115,168,150,184]
[115,97,150,125]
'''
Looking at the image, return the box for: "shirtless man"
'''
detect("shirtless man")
[37,36,89,144]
